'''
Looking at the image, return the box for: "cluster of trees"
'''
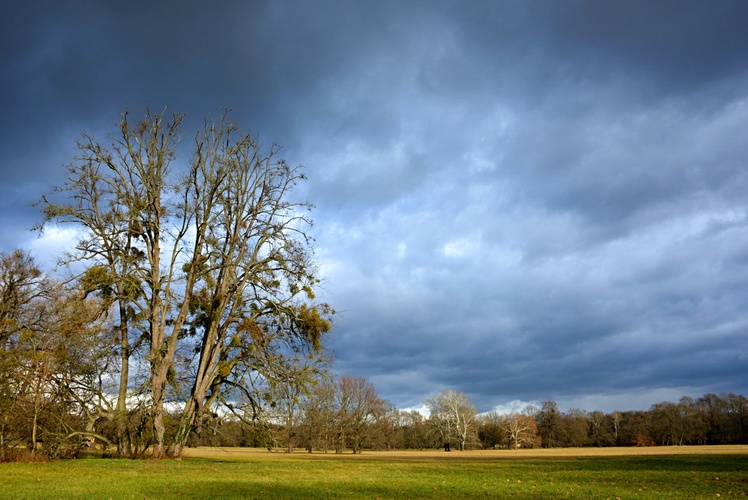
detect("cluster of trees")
[1,109,332,460]
[0,250,113,460]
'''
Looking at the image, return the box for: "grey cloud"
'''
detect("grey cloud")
[545,0,748,92]
[2,0,748,413]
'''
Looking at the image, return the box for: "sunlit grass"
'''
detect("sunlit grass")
[1,446,746,499]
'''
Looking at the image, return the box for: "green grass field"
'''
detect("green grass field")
[1,446,746,499]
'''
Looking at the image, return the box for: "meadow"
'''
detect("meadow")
[0,446,746,499]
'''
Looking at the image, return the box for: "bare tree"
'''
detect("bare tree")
[40,109,332,458]
[503,413,541,449]
[588,410,610,446]
[262,350,330,453]
[39,164,142,456]
[334,376,384,453]
[425,389,478,451]
[299,374,337,453]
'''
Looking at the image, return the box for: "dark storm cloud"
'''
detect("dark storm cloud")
[546,0,748,91]
[2,0,747,413]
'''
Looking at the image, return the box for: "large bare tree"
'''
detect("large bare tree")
[40,109,332,458]
[425,389,478,451]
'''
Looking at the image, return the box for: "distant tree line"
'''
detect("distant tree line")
[122,388,748,453]
[294,390,747,452]
[149,388,748,453]
[479,395,748,450]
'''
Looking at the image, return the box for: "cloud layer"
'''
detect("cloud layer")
[3,0,748,412]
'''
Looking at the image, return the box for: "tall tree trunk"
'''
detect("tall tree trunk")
[150,365,167,459]
[115,292,131,457]
[30,354,48,454]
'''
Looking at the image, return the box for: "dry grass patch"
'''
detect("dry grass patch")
[184,444,748,460]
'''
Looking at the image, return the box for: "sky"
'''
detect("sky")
[2,0,748,414]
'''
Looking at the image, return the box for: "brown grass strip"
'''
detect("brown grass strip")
[184,444,748,460]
